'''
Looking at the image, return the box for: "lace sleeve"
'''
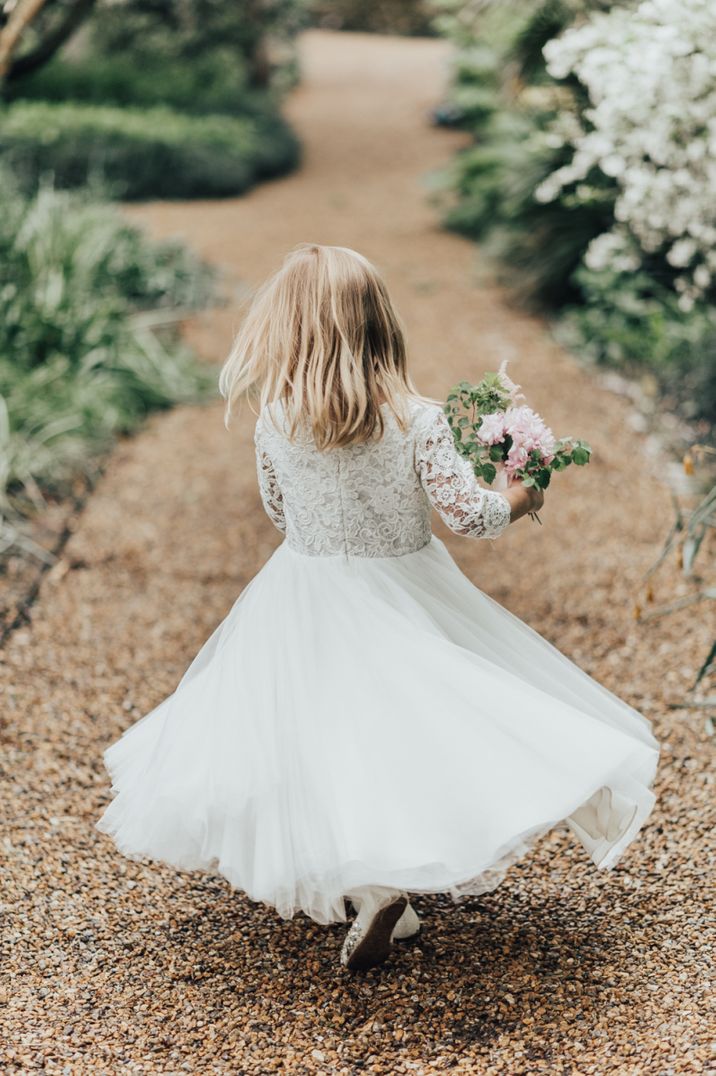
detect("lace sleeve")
[415,407,511,540]
[255,422,286,533]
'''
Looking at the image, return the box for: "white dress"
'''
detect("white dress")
[97,399,660,925]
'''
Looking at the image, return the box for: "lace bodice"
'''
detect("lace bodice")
[254,400,511,558]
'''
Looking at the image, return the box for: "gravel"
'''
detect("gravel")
[1,30,714,1075]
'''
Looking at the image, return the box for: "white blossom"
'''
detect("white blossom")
[584,232,641,274]
[540,0,716,297]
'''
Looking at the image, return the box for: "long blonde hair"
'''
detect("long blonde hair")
[219,243,420,450]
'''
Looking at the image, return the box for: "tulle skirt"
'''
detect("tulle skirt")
[97,536,659,925]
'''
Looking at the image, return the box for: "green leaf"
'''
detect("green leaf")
[693,640,716,688]
[481,462,497,484]
[572,447,590,466]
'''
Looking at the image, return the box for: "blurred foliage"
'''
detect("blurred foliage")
[436,1,613,306]
[87,0,306,90]
[0,172,215,543]
[309,0,437,35]
[0,0,96,83]
[442,106,615,307]
[0,100,300,200]
[2,0,302,199]
[7,52,275,116]
[436,0,716,425]
[507,0,613,83]
[559,266,716,425]
[0,1,302,557]
[2,0,305,89]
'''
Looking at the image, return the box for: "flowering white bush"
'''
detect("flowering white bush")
[535,0,716,306]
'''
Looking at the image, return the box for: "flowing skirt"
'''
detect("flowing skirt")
[97,536,659,925]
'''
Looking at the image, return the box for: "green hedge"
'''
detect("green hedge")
[0,101,300,201]
[7,54,269,118]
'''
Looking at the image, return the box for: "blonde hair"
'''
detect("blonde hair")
[219,243,420,450]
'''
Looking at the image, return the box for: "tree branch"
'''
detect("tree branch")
[4,0,97,83]
[0,0,50,80]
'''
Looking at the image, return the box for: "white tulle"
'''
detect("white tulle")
[98,531,659,925]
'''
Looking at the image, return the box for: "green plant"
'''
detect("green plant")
[433,2,616,305]
[437,0,716,426]
[0,100,300,200]
[89,0,306,91]
[509,0,589,82]
[560,264,716,423]
[0,176,215,542]
[309,0,437,35]
[6,52,274,117]
[441,105,614,306]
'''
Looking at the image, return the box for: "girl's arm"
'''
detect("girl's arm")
[254,423,286,533]
[416,407,541,539]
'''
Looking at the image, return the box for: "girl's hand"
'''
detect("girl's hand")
[502,479,545,523]
[525,483,544,512]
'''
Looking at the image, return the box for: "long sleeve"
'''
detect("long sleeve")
[415,407,511,540]
[255,422,286,533]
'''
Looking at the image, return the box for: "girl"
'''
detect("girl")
[98,244,659,972]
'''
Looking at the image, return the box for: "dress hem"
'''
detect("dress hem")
[96,738,658,926]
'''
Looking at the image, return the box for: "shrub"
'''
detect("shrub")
[538,0,716,308]
[434,2,614,305]
[87,0,305,92]
[0,176,216,535]
[441,102,615,307]
[309,0,437,35]
[7,53,268,118]
[437,0,716,424]
[0,101,300,201]
[560,265,716,424]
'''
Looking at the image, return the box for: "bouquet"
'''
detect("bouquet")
[444,362,591,522]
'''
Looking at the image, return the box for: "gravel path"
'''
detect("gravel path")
[2,31,713,1075]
